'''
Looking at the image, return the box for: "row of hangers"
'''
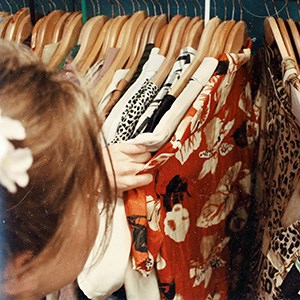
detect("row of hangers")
[0,0,249,103]
[264,0,300,72]
[0,1,299,103]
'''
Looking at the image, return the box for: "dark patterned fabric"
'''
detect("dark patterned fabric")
[247,44,300,299]
[110,79,159,143]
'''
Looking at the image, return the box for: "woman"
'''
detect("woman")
[0,39,152,299]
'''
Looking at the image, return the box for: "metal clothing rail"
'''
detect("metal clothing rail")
[205,0,210,24]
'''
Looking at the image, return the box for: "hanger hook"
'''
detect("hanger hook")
[134,0,141,12]
[223,0,227,20]
[231,0,235,20]
[106,0,114,17]
[187,0,197,17]
[96,0,101,14]
[155,0,164,15]
[115,0,125,15]
[46,0,53,11]
[271,0,279,17]
[173,0,180,15]
[285,1,291,19]
[148,0,157,15]
[166,0,171,20]
[10,0,19,12]
[182,0,188,16]
[153,0,163,15]
[59,0,68,11]
[141,0,150,15]
[111,0,120,15]
[3,0,12,13]
[263,0,271,16]
[130,0,135,13]
[237,0,243,20]
[88,0,96,16]
[213,0,217,17]
[197,0,203,18]
[37,0,47,15]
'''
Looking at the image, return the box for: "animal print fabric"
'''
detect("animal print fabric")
[247,46,300,299]
[110,79,159,143]
[125,45,258,300]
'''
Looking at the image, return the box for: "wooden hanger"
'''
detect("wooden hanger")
[169,16,221,98]
[276,17,299,72]
[15,14,32,43]
[51,11,73,43]
[31,16,44,51]
[264,16,289,60]
[208,19,236,58]
[124,15,158,82]
[148,13,167,44]
[224,20,248,53]
[185,19,204,49]
[124,16,153,70]
[152,16,191,88]
[159,14,183,56]
[97,15,130,62]
[154,23,168,48]
[47,13,83,70]
[4,7,29,41]
[72,15,108,68]
[0,14,13,38]
[92,10,147,104]
[286,18,300,63]
[79,18,113,73]
[181,16,201,49]
[34,10,65,57]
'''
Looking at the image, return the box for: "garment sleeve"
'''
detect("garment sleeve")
[77,197,131,299]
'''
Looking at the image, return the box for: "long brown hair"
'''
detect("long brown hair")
[0,40,114,262]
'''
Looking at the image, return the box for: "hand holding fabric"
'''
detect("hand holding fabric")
[103,143,153,194]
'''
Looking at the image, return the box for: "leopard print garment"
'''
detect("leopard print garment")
[247,47,300,299]
[111,78,159,143]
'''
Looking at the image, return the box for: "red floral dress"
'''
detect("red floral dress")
[125,45,259,299]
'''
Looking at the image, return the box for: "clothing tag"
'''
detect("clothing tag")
[42,42,60,64]
[58,44,81,70]
[291,85,300,125]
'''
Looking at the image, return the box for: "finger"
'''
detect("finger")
[118,173,153,192]
[113,161,147,176]
[118,143,149,155]
[127,151,152,163]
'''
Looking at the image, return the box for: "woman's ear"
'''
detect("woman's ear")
[2,251,34,283]
[1,251,38,299]
[12,252,34,268]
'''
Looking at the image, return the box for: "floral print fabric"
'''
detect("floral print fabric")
[125,45,258,299]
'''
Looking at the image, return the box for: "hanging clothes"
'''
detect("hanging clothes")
[124,43,258,299]
[98,44,154,117]
[247,42,300,299]
[131,46,197,138]
[102,47,165,144]
[127,56,219,152]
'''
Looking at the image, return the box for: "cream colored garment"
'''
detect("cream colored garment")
[78,197,131,299]
[127,57,218,152]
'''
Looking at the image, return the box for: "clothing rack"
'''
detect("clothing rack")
[0,0,298,50]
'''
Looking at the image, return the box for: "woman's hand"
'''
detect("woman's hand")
[102,143,153,194]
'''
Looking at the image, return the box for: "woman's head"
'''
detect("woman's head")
[0,40,113,298]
